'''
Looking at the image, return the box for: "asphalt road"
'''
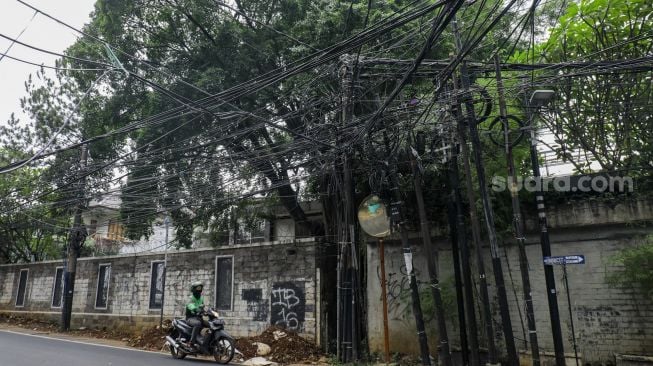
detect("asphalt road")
[0,330,231,366]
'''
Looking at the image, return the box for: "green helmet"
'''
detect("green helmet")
[190,281,204,292]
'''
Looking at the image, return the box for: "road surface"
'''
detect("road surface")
[0,329,229,366]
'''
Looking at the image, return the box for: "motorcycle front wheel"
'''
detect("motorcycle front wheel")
[169,330,187,360]
[212,337,235,364]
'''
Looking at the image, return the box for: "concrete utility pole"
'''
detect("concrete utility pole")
[494,54,541,366]
[61,144,88,331]
[451,18,519,366]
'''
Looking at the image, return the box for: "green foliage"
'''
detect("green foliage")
[0,150,69,263]
[606,235,653,298]
[513,0,653,174]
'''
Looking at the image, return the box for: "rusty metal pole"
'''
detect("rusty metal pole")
[379,238,391,364]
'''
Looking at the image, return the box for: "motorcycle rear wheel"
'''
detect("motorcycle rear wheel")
[212,337,235,364]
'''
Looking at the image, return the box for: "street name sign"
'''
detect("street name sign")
[543,255,585,266]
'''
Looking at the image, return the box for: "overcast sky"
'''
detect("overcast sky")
[0,0,96,126]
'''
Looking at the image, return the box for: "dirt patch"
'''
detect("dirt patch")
[0,313,130,341]
[125,320,172,350]
[236,326,323,364]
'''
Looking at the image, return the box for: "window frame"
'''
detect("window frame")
[15,269,29,308]
[51,266,64,308]
[214,255,234,312]
[94,263,112,310]
[148,260,165,310]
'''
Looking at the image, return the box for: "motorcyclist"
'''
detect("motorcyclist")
[184,281,207,349]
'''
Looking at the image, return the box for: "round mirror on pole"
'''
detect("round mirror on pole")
[357,194,391,238]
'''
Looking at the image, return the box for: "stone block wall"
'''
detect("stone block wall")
[0,239,319,339]
[366,198,653,364]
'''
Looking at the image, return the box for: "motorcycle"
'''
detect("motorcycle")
[165,307,235,364]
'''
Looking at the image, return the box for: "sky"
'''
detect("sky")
[0,0,96,127]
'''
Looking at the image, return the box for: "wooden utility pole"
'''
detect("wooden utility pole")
[494,54,541,366]
[61,144,88,331]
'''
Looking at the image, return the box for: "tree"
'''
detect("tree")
[0,150,68,263]
[522,0,653,174]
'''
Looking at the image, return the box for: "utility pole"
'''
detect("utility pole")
[61,144,88,331]
[445,162,470,366]
[340,54,359,363]
[451,18,519,366]
[525,92,566,366]
[409,145,452,366]
[447,85,481,366]
[457,112,498,364]
[494,54,540,366]
[160,215,170,327]
[384,132,431,366]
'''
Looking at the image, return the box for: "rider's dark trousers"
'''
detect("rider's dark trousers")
[187,316,202,344]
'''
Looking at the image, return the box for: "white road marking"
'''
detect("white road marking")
[0,329,167,355]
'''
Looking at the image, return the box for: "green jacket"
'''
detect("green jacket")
[185,294,205,318]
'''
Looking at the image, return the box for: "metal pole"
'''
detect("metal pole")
[445,181,470,366]
[526,100,566,366]
[160,215,169,327]
[458,112,498,364]
[410,147,453,366]
[494,55,540,366]
[61,144,88,332]
[385,142,431,366]
[446,86,481,366]
[451,18,519,366]
[563,264,579,366]
[379,238,391,365]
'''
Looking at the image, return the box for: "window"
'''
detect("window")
[215,256,234,311]
[107,220,124,240]
[51,267,64,308]
[149,261,165,309]
[15,269,28,307]
[95,264,111,309]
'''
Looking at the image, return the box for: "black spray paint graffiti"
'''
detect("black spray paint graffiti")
[242,288,269,322]
[378,264,421,320]
[270,282,305,331]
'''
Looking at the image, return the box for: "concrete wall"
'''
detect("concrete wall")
[366,197,653,364]
[0,239,319,340]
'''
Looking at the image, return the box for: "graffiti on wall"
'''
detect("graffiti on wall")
[378,264,421,320]
[242,288,269,322]
[271,282,305,331]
